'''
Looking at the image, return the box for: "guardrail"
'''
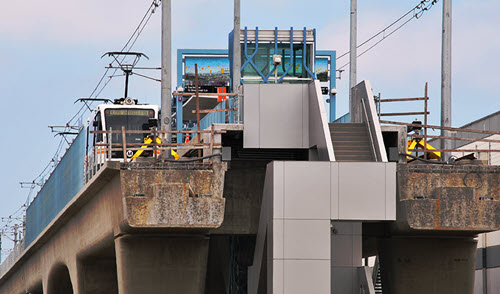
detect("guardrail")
[85,127,226,182]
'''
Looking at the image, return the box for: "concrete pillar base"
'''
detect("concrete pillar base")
[115,235,209,294]
[379,237,477,294]
[78,258,118,294]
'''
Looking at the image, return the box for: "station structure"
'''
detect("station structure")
[0,10,499,294]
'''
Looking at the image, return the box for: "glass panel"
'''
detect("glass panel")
[241,43,312,83]
[104,108,155,144]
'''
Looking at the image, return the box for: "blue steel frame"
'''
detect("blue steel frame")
[176,49,228,143]
[277,27,295,83]
[263,27,279,83]
[302,27,316,79]
[240,27,267,84]
[176,40,338,131]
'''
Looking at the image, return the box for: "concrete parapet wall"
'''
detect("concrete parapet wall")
[395,164,500,233]
[121,163,227,229]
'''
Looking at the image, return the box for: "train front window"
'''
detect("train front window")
[104,109,155,144]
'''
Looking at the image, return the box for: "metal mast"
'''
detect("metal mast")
[349,0,358,122]
[161,0,172,142]
[232,0,241,94]
[441,0,452,160]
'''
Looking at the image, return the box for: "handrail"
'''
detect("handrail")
[372,256,380,287]
[89,127,227,164]
[361,99,379,162]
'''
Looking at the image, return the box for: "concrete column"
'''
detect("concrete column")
[441,0,452,160]
[161,0,172,142]
[115,235,209,294]
[379,237,476,294]
[331,221,362,294]
[77,258,118,294]
[232,0,241,94]
[349,0,359,123]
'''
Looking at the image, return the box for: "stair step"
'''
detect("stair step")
[329,123,366,128]
[332,146,372,151]
[330,122,376,162]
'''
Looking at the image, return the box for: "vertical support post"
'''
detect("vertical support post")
[108,128,113,160]
[176,94,183,143]
[22,215,26,240]
[441,0,452,161]
[195,64,202,159]
[13,224,18,245]
[124,70,130,98]
[349,0,358,122]
[232,0,241,93]
[424,83,428,160]
[377,92,381,120]
[209,125,215,163]
[121,126,128,162]
[329,54,337,123]
[483,228,488,294]
[161,0,172,146]
[153,127,158,163]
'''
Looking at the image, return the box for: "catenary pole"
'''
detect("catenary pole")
[441,0,452,161]
[161,0,172,145]
[232,0,241,94]
[349,0,358,122]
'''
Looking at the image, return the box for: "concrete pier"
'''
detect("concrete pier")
[115,235,209,294]
[379,237,477,294]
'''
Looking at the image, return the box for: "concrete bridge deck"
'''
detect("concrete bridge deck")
[0,161,227,294]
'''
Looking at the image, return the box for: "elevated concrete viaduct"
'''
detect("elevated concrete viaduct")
[0,79,498,294]
[0,162,227,294]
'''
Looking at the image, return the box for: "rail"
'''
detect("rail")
[375,83,500,161]
[356,81,388,162]
[361,99,379,162]
[381,120,500,161]
[376,83,430,158]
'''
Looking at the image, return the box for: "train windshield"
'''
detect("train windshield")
[104,108,155,144]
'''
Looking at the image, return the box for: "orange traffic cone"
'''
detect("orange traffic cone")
[185,134,190,143]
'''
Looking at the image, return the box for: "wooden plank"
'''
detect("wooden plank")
[380,112,430,116]
[173,92,239,97]
[409,134,500,144]
[376,97,428,102]
[381,120,500,135]
[192,108,235,114]
[91,130,226,134]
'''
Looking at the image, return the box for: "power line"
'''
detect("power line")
[1,1,161,250]
[337,0,439,70]
[67,0,160,126]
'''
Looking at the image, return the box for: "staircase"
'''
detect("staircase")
[329,123,375,162]
[374,266,383,294]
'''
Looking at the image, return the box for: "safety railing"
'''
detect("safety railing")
[188,96,240,133]
[379,83,500,162]
[85,127,226,182]
[0,238,25,277]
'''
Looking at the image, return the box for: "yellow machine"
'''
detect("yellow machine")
[130,137,179,161]
[406,138,441,160]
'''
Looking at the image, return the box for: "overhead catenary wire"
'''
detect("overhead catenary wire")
[337,0,439,70]
[1,1,160,256]
[67,0,159,127]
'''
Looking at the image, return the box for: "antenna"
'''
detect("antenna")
[102,52,149,98]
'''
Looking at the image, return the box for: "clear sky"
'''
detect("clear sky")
[0,0,499,255]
